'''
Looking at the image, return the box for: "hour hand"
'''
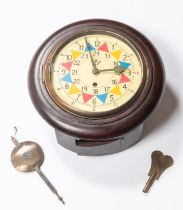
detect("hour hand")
[84,37,99,74]
[98,65,126,74]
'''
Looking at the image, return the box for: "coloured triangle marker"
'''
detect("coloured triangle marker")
[84,43,96,52]
[69,84,80,94]
[82,93,94,103]
[71,50,83,60]
[61,61,73,71]
[119,74,131,83]
[119,61,131,69]
[98,42,109,52]
[110,85,122,96]
[61,73,72,83]
[96,93,108,103]
[111,50,121,60]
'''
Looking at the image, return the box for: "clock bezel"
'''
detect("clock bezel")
[43,30,146,118]
[28,19,164,140]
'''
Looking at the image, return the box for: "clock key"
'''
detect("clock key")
[143,151,174,193]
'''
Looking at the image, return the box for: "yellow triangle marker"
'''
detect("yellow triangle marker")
[111,50,121,60]
[110,85,122,96]
[69,84,80,94]
[71,50,83,60]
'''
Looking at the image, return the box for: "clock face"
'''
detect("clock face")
[45,32,144,117]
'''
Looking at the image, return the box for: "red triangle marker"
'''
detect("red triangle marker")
[119,74,131,83]
[82,93,94,103]
[61,61,73,71]
[98,42,109,52]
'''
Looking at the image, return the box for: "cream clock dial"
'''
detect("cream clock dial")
[46,33,144,115]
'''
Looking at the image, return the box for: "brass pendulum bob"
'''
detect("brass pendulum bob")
[11,127,65,204]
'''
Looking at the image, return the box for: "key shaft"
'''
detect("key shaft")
[143,172,157,193]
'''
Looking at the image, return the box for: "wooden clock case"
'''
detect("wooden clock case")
[28,19,164,156]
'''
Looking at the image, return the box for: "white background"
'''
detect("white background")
[0,0,182,209]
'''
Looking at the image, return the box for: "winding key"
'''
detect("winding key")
[143,151,174,193]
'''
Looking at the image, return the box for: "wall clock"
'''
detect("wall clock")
[28,19,164,156]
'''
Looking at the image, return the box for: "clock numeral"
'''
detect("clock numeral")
[73,79,80,84]
[105,53,110,58]
[114,102,118,107]
[128,70,132,76]
[93,89,98,94]
[61,69,66,75]
[123,84,127,89]
[123,55,129,61]
[112,44,116,50]
[113,61,118,66]
[76,94,81,101]
[79,44,84,51]
[110,95,114,101]
[67,55,72,60]
[74,60,81,65]
[71,69,78,75]
[105,87,110,92]
[93,51,100,56]
[95,40,100,47]
[112,79,117,85]
[130,90,135,93]
[92,98,97,105]
[65,83,69,89]
[82,86,87,91]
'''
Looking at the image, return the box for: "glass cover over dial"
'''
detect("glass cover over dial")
[45,33,144,117]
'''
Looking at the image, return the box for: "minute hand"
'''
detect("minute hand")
[84,37,99,74]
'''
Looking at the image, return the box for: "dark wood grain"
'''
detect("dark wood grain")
[28,19,165,141]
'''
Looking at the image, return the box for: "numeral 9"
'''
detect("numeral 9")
[61,69,66,75]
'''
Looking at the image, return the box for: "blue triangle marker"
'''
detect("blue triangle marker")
[96,93,108,103]
[61,73,72,83]
[84,43,96,52]
[119,61,131,69]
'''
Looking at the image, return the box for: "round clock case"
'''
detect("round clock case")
[28,19,165,156]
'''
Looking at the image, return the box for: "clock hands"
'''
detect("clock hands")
[97,64,127,75]
[84,37,99,74]
[84,37,130,75]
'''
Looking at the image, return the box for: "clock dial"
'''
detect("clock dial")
[46,33,144,116]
